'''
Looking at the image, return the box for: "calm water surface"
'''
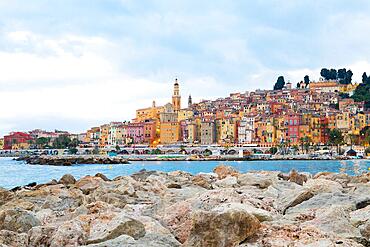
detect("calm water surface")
[0,157,369,189]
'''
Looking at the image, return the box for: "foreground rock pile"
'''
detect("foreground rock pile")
[0,165,369,247]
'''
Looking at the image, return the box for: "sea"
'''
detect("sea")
[0,157,369,189]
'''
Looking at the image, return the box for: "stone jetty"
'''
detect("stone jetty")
[0,166,369,246]
[16,155,130,166]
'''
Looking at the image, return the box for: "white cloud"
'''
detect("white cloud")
[0,31,172,135]
[2,0,370,136]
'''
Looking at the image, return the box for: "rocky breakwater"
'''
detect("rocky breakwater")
[0,166,369,247]
[16,155,130,166]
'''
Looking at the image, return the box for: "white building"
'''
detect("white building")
[238,116,256,144]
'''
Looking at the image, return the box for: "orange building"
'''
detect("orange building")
[160,122,180,144]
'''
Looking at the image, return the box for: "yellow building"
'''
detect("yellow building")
[0,138,4,149]
[340,83,358,94]
[265,122,276,144]
[160,122,180,144]
[309,80,340,93]
[217,118,237,145]
[178,109,194,122]
[298,125,311,141]
[336,112,350,130]
[327,114,337,130]
[85,127,100,144]
[309,116,321,144]
[186,122,197,144]
[350,113,366,136]
[11,142,30,150]
[135,101,164,122]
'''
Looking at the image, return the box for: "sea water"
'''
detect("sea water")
[0,157,369,189]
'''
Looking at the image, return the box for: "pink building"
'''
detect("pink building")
[126,122,145,144]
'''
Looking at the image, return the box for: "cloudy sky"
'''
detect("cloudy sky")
[1,0,370,136]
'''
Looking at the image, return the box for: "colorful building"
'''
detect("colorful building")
[160,122,180,144]
[4,132,33,150]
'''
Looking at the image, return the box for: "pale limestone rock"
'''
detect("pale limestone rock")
[0,230,28,247]
[75,176,105,194]
[213,165,239,180]
[184,207,260,247]
[0,208,40,233]
[214,175,238,188]
[86,212,145,244]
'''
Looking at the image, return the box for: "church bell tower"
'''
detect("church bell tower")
[188,95,192,108]
[172,78,181,112]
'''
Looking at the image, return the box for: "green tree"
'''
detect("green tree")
[115,145,121,152]
[338,68,347,80]
[273,76,285,90]
[351,72,370,107]
[269,147,278,154]
[299,137,311,154]
[68,147,78,155]
[320,68,330,80]
[362,72,368,84]
[36,137,50,149]
[344,70,353,84]
[52,135,72,149]
[329,69,338,80]
[304,75,310,87]
[339,92,350,99]
[328,129,344,153]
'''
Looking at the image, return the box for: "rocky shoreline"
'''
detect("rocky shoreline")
[0,166,369,246]
[15,155,130,166]
[11,154,354,166]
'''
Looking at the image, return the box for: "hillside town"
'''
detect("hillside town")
[2,70,370,156]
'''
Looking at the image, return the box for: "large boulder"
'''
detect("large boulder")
[86,213,146,244]
[75,176,104,194]
[191,174,215,189]
[0,230,28,247]
[303,206,362,240]
[0,198,35,211]
[83,233,181,247]
[130,169,157,182]
[95,173,110,182]
[0,188,13,206]
[28,225,57,247]
[214,176,238,188]
[213,165,239,180]
[184,206,260,247]
[360,221,370,240]
[58,174,76,185]
[274,187,314,214]
[246,223,364,247]
[160,187,271,243]
[214,203,273,222]
[285,192,357,215]
[350,205,370,226]
[160,201,193,243]
[303,178,343,195]
[49,219,88,247]
[0,208,40,233]
[237,173,274,189]
[288,169,308,185]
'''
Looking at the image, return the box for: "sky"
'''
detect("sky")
[1,0,370,136]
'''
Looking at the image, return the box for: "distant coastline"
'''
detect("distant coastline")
[8,154,362,166]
